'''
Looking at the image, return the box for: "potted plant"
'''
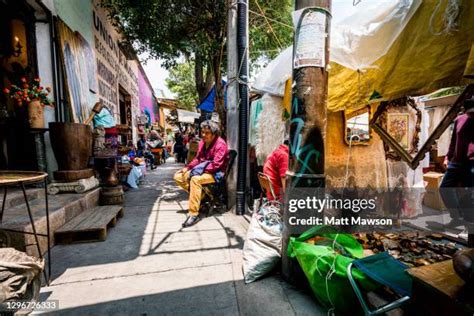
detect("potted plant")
[3,77,53,128]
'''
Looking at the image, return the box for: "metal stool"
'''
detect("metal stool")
[0,171,51,285]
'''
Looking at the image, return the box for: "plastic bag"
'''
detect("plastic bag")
[287,226,378,314]
[0,248,44,302]
[93,107,116,128]
[242,201,283,283]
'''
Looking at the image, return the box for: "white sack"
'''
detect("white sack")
[243,202,283,283]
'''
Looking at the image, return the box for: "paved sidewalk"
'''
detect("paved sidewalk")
[39,161,324,315]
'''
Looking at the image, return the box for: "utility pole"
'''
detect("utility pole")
[282,0,332,281]
[236,0,249,215]
[226,0,239,211]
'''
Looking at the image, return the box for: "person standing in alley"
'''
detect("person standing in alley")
[440,97,474,241]
[174,120,228,227]
[173,132,185,163]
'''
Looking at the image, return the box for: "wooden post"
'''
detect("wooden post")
[282,0,332,282]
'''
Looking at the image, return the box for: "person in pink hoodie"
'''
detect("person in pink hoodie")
[440,98,474,242]
[174,120,228,227]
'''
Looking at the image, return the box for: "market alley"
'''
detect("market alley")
[39,160,321,315]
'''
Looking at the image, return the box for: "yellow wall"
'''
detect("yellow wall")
[325,106,388,189]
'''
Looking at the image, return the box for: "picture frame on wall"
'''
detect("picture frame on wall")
[387,113,410,150]
[370,84,474,169]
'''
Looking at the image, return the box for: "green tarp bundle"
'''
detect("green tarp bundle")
[287,226,377,314]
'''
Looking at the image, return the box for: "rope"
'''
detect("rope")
[342,113,357,191]
[253,0,284,49]
[324,233,340,311]
[248,9,293,29]
[429,0,461,36]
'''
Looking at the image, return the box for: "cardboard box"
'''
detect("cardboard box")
[424,172,444,188]
[424,189,447,210]
[423,172,446,210]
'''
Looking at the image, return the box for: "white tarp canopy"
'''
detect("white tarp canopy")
[252,0,421,97]
[177,109,200,124]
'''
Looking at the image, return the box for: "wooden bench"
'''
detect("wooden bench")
[55,205,124,244]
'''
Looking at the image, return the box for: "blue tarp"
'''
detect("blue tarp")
[197,80,227,112]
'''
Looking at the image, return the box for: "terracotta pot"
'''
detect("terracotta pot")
[103,167,119,187]
[453,249,474,284]
[49,122,92,170]
[28,99,44,128]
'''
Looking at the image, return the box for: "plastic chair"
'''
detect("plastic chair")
[347,252,412,315]
[257,172,277,207]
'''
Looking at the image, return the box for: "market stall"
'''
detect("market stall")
[245,1,474,314]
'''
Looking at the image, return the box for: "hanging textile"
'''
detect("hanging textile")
[249,99,263,147]
[256,94,286,165]
[427,104,451,156]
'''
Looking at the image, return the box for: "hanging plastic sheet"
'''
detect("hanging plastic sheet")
[254,0,421,96]
[330,0,422,71]
[252,1,474,112]
[252,47,292,97]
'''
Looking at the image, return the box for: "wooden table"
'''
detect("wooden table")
[0,170,51,284]
[408,260,474,315]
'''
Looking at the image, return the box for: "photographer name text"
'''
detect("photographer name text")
[288,216,393,226]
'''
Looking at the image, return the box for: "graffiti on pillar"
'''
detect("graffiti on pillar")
[289,96,324,187]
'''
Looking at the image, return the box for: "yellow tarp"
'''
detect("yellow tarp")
[328,0,474,112]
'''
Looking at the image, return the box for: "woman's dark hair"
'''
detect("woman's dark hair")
[464,98,474,111]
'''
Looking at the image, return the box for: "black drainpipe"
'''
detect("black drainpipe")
[236,0,248,215]
[49,14,61,122]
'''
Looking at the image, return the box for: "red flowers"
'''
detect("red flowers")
[3,77,53,107]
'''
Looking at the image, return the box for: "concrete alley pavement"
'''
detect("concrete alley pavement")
[39,160,323,315]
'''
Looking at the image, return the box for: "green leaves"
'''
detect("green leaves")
[165,61,200,111]
[101,0,293,109]
[249,0,293,63]
[102,0,226,66]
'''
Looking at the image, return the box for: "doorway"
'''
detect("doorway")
[0,0,38,170]
[118,86,132,146]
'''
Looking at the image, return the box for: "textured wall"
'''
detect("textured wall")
[325,107,388,189]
